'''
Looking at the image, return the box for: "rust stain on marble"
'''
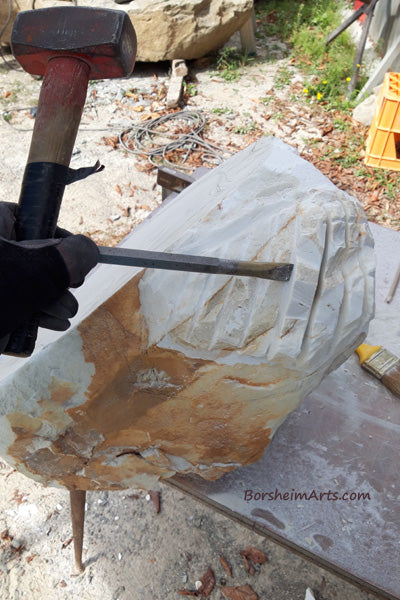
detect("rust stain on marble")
[6,336,279,489]
[7,412,42,435]
[250,213,296,262]
[7,379,77,475]
[59,453,175,492]
[3,269,311,490]
[202,278,233,311]
[277,213,296,236]
[104,363,277,469]
[221,375,283,388]
[39,379,77,427]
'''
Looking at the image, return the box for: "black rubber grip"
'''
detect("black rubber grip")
[4,162,66,357]
[3,161,103,357]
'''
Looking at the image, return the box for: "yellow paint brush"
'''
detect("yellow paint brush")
[356,343,400,399]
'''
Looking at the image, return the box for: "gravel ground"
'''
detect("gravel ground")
[0,26,388,600]
[0,461,381,600]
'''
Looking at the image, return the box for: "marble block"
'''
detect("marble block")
[0,137,375,491]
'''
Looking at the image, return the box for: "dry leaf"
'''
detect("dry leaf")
[240,547,267,565]
[149,490,160,514]
[26,554,36,563]
[222,584,259,600]
[321,125,333,136]
[178,590,198,596]
[3,91,11,99]
[219,555,232,577]
[116,99,143,112]
[10,543,24,555]
[135,162,156,173]
[198,567,215,597]
[117,204,131,218]
[141,113,161,121]
[242,554,256,576]
[102,136,119,150]
[12,490,27,504]
[0,530,11,542]
[115,184,122,196]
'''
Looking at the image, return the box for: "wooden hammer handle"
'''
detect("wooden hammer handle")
[27,57,90,167]
[4,57,90,357]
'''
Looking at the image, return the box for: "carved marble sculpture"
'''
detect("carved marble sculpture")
[0,137,375,491]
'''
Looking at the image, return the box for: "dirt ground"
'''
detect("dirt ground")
[0,23,392,600]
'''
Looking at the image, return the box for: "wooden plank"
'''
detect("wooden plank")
[240,9,256,55]
[166,59,188,109]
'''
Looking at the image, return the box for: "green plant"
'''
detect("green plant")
[255,0,366,107]
[234,120,257,134]
[214,46,253,82]
[274,64,293,89]
[272,111,284,122]
[183,81,197,97]
[212,107,234,115]
[372,169,400,202]
[333,117,351,131]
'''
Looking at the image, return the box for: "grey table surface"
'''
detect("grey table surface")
[169,222,400,600]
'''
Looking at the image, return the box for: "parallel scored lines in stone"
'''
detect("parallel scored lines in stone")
[298,202,332,365]
[321,197,350,367]
[326,195,374,368]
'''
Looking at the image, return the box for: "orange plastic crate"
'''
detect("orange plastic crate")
[365,72,400,171]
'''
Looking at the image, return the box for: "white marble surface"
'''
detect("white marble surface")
[0,137,375,490]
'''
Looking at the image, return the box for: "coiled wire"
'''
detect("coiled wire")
[119,110,227,170]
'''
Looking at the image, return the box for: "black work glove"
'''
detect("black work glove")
[0,202,99,352]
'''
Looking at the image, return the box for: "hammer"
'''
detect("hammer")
[5,7,137,357]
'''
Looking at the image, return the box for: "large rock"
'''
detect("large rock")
[4,0,254,61]
[353,85,382,127]
[0,1,74,46]
[0,1,24,45]
[0,138,375,491]
[122,0,254,61]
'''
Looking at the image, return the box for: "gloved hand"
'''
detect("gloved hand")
[0,202,99,353]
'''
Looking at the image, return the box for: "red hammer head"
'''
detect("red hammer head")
[11,7,137,79]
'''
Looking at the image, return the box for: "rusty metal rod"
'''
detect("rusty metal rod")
[98,247,294,282]
[70,490,86,574]
[385,263,400,303]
